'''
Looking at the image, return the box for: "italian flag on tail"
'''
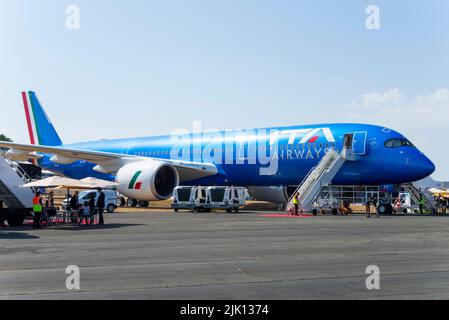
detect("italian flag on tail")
[22,91,40,146]
[21,91,62,147]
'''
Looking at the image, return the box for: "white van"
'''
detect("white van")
[63,190,117,213]
[205,186,247,213]
[172,186,207,212]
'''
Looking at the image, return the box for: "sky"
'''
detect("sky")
[0,0,448,179]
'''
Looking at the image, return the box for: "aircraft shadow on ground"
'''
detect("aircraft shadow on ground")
[48,223,145,231]
[0,231,40,240]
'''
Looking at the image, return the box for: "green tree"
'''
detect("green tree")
[0,134,12,142]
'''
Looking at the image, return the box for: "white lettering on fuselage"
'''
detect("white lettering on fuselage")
[272,144,331,161]
[125,125,341,175]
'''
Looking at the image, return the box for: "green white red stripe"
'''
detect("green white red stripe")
[128,171,143,190]
[22,91,39,145]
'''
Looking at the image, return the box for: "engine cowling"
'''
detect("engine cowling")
[247,186,295,204]
[116,161,179,201]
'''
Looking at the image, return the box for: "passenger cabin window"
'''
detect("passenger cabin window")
[384,138,415,148]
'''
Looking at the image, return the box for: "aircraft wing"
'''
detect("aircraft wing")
[0,141,218,181]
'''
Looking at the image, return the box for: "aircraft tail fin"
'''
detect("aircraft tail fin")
[21,91,62,146]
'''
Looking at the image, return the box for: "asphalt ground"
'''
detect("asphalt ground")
[1,210,449,300]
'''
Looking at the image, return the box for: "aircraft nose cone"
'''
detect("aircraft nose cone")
[415,155,436,179]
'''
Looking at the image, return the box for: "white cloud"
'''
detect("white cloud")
[348,88,404,110]
[348,89,449,180]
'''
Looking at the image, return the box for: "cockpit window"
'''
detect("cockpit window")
[384,138,415,148]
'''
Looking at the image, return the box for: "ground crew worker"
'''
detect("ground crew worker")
[418,196,425,215]
[366,197,371,218]
[32,192,43,229]
[372,197,378,212]
[371,197,379,218]
[293,193,299,216]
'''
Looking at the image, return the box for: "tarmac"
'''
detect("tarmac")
[1,210,449,300]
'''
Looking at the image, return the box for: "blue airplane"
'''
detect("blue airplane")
[0,91,435,203]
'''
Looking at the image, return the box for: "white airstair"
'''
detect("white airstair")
[288,148,358,213]
[0,157,35,209]
[402,182,439,213]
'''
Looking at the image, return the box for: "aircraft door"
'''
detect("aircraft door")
[352,131,368,155]
[343,134,353,149]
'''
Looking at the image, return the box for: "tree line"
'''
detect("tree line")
[0,134,12,142]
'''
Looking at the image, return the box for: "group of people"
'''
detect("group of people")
[292,194,380,217]
[291,193,354,216]
[434,195,449,213]
[68,188,106,226]
[31,188,106,228]
[31,191,61,228]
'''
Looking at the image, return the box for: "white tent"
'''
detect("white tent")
[428,188,449,195]
[80,177,117,188]
[21,176,95,189]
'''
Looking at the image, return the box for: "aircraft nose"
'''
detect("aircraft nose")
[414,154,436,179]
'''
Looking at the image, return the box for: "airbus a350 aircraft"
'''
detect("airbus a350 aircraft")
[0,92,435,203]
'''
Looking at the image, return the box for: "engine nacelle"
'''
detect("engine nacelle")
[116,161,179,201]
[247,186,295,204]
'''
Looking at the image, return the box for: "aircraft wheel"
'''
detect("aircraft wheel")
[127,198,137,207]
[139,201,149,208]
[312,209,318,216]
[117,197,126,207]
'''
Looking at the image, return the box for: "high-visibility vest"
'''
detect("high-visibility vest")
[293,196,299,205]
[33,196,43,213]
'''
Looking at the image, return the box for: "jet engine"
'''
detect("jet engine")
[116,161,179,201]
[247,186,296,204]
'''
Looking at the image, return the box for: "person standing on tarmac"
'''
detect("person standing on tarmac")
[69,191,79,211]
[372,197,380,218]
[89,192,96,214]
[418,196,425,215]
[292,193,300,216]
[96,188,105,225]
[32,192,43,229]
[47,191,55,208]
[366,197,372,218]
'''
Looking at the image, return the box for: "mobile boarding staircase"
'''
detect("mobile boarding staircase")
[287,148,359,214]
[0,156,36,226]
[402,183,439,213]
